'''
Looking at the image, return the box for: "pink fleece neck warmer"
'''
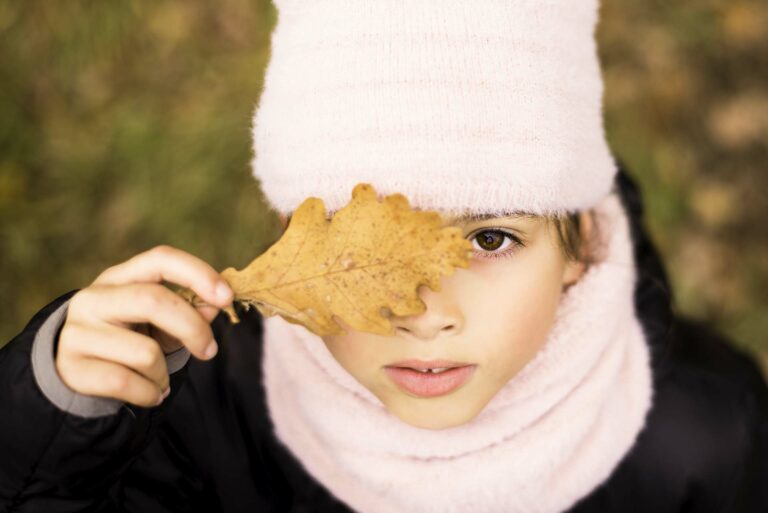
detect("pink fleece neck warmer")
[261,191,654,513]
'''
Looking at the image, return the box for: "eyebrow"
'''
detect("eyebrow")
[447,211,537,223]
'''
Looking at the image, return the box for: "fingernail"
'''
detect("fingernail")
[205,341,218,359]
[161,385,171,399]
[215,281,232,303]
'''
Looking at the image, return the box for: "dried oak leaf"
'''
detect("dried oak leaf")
[179,183,472,336]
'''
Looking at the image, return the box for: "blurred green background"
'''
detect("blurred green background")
[1,1,766,376]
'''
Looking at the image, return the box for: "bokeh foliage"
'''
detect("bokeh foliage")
[1,1,766,375]
[598,0,768,374]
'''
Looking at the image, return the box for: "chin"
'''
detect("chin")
[384,396,484,430]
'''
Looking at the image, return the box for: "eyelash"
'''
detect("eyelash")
[467,228,525,260]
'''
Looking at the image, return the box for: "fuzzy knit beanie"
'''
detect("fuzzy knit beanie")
[249,0,618,218]
[248,2,654,513]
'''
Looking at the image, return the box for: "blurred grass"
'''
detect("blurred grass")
[0,0,283,343]
[1,1,766,376]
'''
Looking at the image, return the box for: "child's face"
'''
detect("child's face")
[278,211,589,430]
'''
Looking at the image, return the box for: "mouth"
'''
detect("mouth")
[384,360,476,398]
[385,359,472,372]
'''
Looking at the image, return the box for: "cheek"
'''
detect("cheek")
[321,328,380,383]
[468,251,565,385]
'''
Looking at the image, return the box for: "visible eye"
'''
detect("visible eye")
[468,228,524,260]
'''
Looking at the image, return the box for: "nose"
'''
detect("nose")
[388,285,463,340]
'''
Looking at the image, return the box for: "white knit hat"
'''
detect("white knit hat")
[250,0,618,218]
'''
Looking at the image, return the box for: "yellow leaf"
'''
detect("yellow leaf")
[179,183,472,336]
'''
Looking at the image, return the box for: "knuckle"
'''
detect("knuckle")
[92,267,114,284]
[92,261,130,285]
[133,341,163,369]
[150,244,175,258]
[139,284,167,309]
[57,321,82,353]
[67,289,91,319]
[104,370,132,395]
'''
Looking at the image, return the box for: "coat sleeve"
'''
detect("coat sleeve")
[0,289,209,512]
[719,369,768,513]
[684,345,768,513]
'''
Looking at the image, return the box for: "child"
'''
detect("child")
[1,1,766,512]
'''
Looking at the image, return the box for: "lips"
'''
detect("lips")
[384,364,477,398]
[386,359,470,371]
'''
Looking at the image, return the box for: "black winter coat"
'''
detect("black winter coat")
[1,164,767,513]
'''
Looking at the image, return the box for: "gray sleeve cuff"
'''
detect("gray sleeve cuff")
[165,342,192,374]
[30,297,192,418]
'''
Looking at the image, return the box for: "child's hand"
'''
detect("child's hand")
[55,245,234,408]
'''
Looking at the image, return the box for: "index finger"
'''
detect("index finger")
[93,245,233,308]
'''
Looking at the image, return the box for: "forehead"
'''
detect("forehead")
[311,210,539,223]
